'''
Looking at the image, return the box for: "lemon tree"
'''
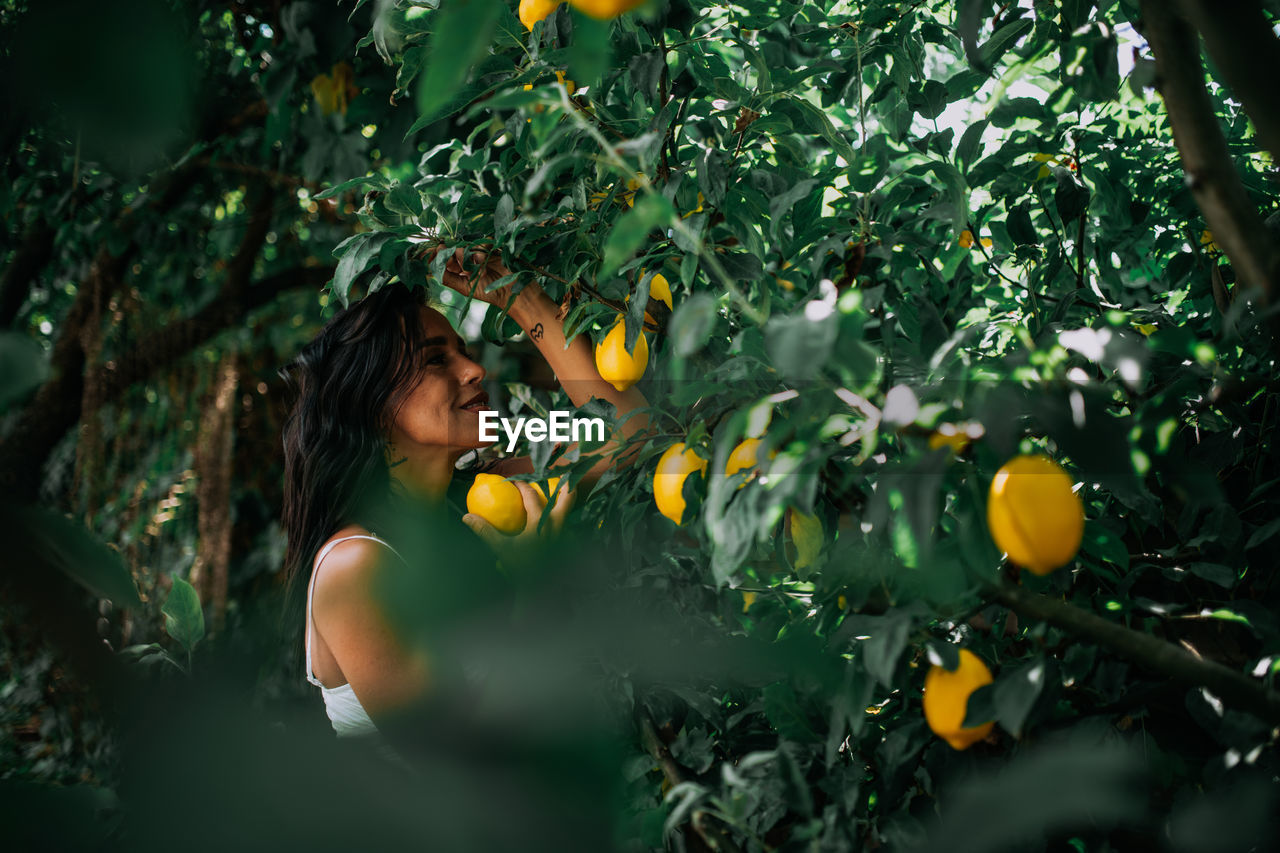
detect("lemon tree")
[7,0,1280,850]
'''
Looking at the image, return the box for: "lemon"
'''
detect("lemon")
[923,649,995,750]
[987,454,1084,575]
[568,0,648,19]
[648,273,673,311]
[519,0,561,29]
[531,476,562,503]
[653,442,708,525]
[928,422,982,454]
[594,317,649,391]
[725,438,764,478]
[466,473,527,535]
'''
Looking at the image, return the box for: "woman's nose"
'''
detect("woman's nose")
[459,350,485,384]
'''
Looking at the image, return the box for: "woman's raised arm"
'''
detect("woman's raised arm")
[439,248,650,487]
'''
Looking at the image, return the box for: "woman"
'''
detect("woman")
[279,246,649,739]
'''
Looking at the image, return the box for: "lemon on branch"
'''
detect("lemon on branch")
[987,454,1084,575]
[594,316,648,392]
[466,473,527,535]
[519,0,562,29]
[653,442,708,525]
[567,0,648,20]
[531,476,563,503]
[923,649,994,751]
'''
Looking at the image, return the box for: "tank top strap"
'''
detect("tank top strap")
[305,533,405,687]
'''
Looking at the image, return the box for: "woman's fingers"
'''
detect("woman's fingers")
[513,482,545,527]
[462,513,506,550]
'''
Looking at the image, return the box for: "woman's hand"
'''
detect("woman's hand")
[462,481,572,563]
[430,244,523,310]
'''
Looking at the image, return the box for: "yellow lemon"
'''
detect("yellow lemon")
[554,70,576,95]
[594,317,649,391]
[648,272,673,311]
[568,0,648,18]
[987,454,1084,575]
[725,438,764,478]
[789,509,824,570]
[928,422,983,454]
[466,473,527,535]
[531,476,562,503]
[923,649,995,750]
[1133,323,1157,336]
[653,442,708,525]
[519,0,562,29]
[741,590,756,612]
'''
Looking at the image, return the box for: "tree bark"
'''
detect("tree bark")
[1137,0,1280,304]
[993,583,1280,724]
[190,348,239,634]
[1174,0,1280,169]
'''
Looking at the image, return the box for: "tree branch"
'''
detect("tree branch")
[638,710,744,853]
[93,264,332,407]
[1174,0,1280,169]
[991,582,1280,724]
[1137,0,1280,303]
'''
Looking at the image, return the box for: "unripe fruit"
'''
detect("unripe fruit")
[466,473,527,535]
[923,649,995,750]
[987,454,1084,575]
[653,442,708,525]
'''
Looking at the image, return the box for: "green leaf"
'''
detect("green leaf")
[331,232,392,308]
[415,0,501,125]
[668,294,717,358]
[765,311,838,380]
[993,656,1046,738]
[860,612,911,688]
[1,502,142,609]
[783,95,857,164]
[1054,173,1089,223]
[313,174,388,201]
[0,333,50,411]
[601,193,674,278]
[162,576,205,655]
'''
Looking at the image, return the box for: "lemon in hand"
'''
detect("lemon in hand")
[987,454,1084,575]
[923,649,995,750]
[653,442,708,525]
[595,316,649,392]
[466,473,527,535]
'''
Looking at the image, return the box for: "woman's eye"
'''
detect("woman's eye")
[427,353,448,366]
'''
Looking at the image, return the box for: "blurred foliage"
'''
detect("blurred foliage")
[3,0,1280,851]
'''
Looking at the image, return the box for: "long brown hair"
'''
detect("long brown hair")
[276,281,434,673]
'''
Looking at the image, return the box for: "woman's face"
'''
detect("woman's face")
[388,306,492,453]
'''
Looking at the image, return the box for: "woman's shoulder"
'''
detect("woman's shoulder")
[313,526,399,591]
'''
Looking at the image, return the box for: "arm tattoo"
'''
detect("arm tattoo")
[531,322,544,342]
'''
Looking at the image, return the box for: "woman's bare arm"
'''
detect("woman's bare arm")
[495,281,650,485]
[312,539,431,717]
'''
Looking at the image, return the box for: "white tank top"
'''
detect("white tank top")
[305,533,406,737]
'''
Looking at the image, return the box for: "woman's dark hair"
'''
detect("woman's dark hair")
[276,281,436,674]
